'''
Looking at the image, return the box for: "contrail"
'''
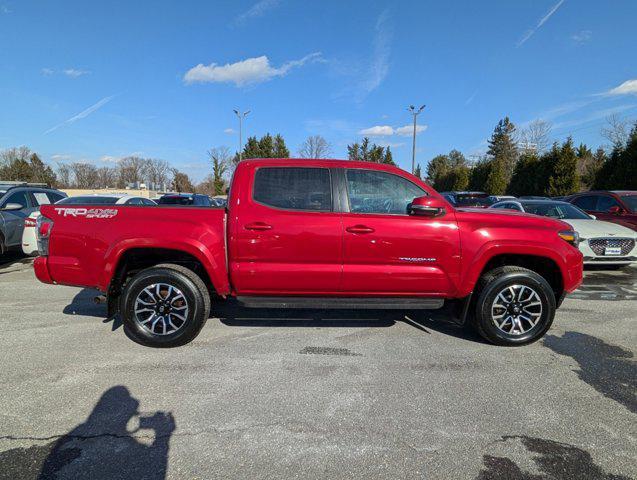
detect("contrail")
[44,94,116,135]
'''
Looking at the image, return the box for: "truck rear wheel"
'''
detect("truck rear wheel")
[472,266,556,346]
[120,264,210,347]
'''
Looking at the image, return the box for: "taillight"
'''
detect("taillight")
[36,215,54,256]
[24,217,37,228]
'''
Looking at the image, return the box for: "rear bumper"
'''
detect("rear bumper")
[34,256,54,284]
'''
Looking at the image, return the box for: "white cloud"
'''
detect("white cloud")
[41,68,54,76]
[51,154,71,161]
[395,124,427,136]
[517,0,565,47]
[607,79,637,96]
[224,128,236,134]
[184,52,322,87]
[44,94,116,135]
[358,125,394,136]
[571,30,592,44]
[235,0,280,25]
[63,68,90,78]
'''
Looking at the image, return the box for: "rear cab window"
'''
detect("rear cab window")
[253,167,332,211]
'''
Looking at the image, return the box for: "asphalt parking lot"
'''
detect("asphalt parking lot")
[0,258,635,479]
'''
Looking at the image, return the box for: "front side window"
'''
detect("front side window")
[596,195,621,212]
[346,169,425,215]
[253,167,332,211]
[3,191,29,209]
[619,195,637,213]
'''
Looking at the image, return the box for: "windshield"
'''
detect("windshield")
[523,202,591,220]
[455,196,493,207]
[57,196,120,205]
[619,195,637,212]
[159,196,193,205]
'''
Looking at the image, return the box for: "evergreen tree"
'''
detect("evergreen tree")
[28,153,57,185]
[448,149,468,167]
[487,117,518,183]
[359,138,371,161]
[468,158,491,191]
[426,154,451,185]
[508,151,541,196]
[242,136,261,159]
[383,146,395,165]
[273,134,290,158]
[258,134,274,157]
[171,170,195,193]
[483,158,507,195]
[414,163,422,179]
[546,138,580,196]
[347,142,361,161]
[614,123,637,189]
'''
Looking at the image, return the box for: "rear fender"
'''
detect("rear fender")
[99,238,230,295]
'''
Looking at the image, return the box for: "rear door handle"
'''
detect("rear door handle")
[245,222,272,231]
[346,225,375,234]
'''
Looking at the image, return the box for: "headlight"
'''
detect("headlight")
[558,230,579,247]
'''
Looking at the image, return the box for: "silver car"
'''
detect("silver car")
[0,182,66,255]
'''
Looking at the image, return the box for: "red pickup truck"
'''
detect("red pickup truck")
[34,159,583,347]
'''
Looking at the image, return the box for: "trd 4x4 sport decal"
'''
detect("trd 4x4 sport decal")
[54,208,119,219]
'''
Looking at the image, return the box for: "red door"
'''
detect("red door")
[229,166,343,295]
[340,168,461,296]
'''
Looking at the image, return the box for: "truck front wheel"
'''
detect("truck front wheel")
[120,264,210,347]
[472,266,556,346]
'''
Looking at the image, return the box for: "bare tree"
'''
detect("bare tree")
[56,163,72,188]
[518,120,552,153]
[601,114,630,147]
[298,135,332,158]
[118,156,147,187]
[1,146,31,166]
[71,163,99,188]
[145,159,171,190]
[96,166,118,188]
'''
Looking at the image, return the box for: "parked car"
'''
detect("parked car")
[564,190,637,231]
[519,196,550,200]
[158,193,213,206]
[439,191,494,208]
[490,199,637,268]
[34,159,583,348]
[209,197,227,207]
[0,182,66,255]
[56,194,157,206]
[488,195,516,203]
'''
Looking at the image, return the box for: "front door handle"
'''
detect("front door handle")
[245,222,272,231]
[346,225,375,234]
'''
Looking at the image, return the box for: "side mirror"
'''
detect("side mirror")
[1,203,23,211]
[608,205,622,215]
[408,196,447,217]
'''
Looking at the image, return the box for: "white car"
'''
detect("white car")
[21,194,156,256]
[490,199,637,268]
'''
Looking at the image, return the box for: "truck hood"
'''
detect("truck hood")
[456,207,571,231]
[563,219,637,239]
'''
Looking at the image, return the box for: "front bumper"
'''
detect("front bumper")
[33,256,54,284]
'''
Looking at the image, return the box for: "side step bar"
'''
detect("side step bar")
[236,296,444,310]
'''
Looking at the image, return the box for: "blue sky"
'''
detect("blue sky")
[1,0,636,180]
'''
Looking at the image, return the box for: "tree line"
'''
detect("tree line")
[426,116,637,195]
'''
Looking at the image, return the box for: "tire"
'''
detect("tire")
[120,263,210,348]
[471,266,556,346]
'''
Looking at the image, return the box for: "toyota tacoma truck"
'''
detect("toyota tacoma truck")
[33,159,583,347]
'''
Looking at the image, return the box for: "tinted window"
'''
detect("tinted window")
[142,198,156,206]
[47,192,66,203]
[346,169,425,215]
[619,195,637,212]
[125,198,142,205]
[455,195,493,207]
[193,195,211,206]
[596,195,621,212]
[253,167,332,211]
[523,203,591,220]
[57,196,120,205]
[159,196,193,205]
[3,191,29,208]
[572,195,596,210]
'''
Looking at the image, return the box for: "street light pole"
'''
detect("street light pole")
[407,105,425,174]
[233,109,250,162]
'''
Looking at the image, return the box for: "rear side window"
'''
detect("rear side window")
[345,169,425,215]
[159,196,193,205]
[47,192,66,204]
[572,195,596,210]
[3,191,30,209]
[57,196,120,205]
[253,167,332,211]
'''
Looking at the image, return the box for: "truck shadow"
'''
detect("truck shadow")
[63,288,123,331]
[213,299,484,344]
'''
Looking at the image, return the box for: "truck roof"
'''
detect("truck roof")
[238,158,415,172]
